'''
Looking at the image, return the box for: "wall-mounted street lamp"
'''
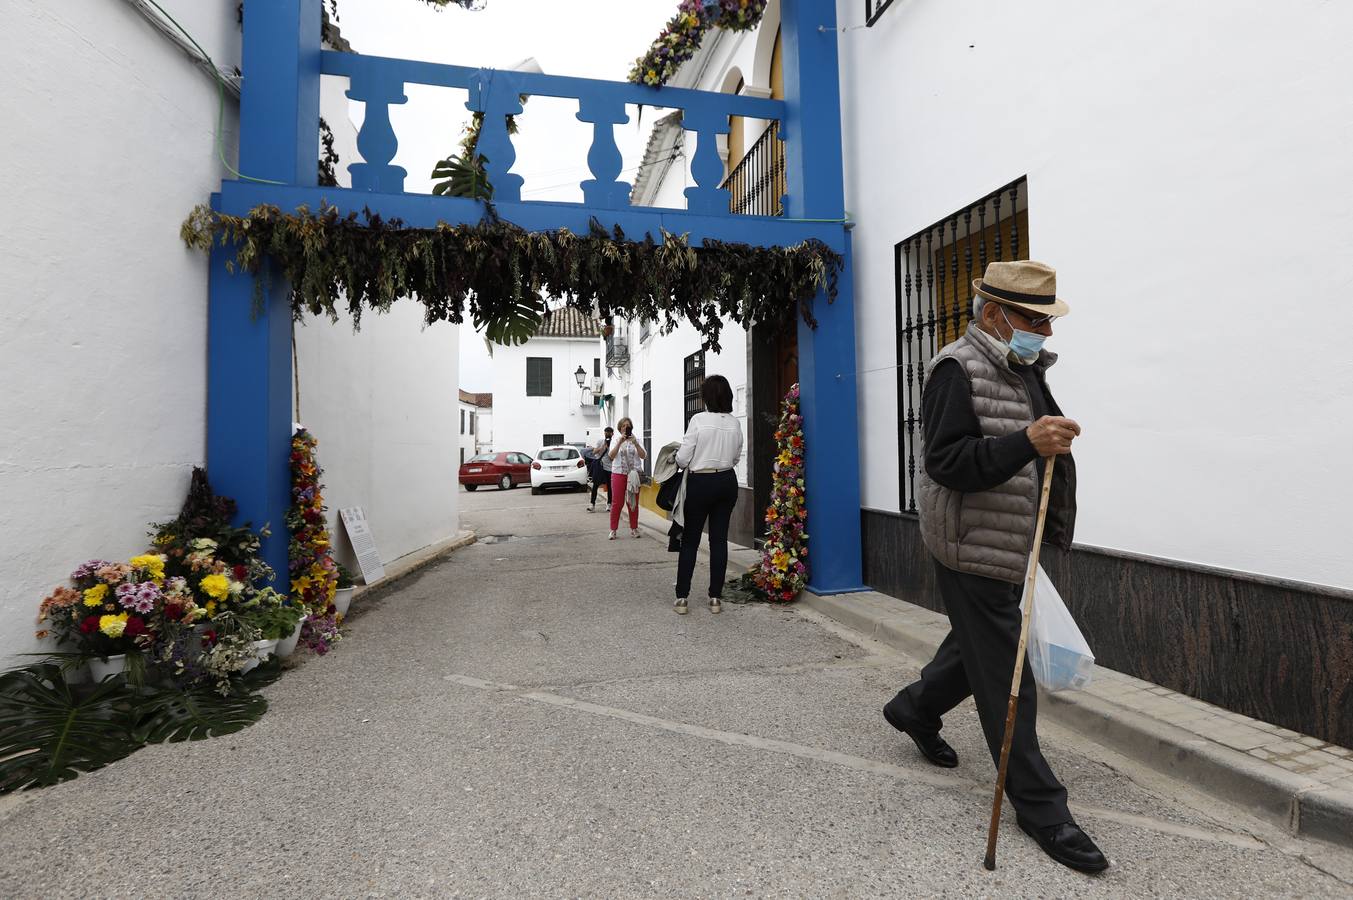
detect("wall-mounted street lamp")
[575,365,588,405]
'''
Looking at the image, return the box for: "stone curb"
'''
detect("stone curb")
[802,591,1353,850]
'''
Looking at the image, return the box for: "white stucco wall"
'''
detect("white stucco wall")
[0,1,241,665]
[293,304,460,574]
[839,0,1353,588]
[491,338,604,455]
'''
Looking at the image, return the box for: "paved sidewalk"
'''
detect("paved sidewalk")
[636,505,1353,849]
[806,592,1353,849]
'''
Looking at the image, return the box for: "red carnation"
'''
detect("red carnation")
[233,564,249,581]
[125,616,146,637]
[79,615,100,634]
[202,629,217,646]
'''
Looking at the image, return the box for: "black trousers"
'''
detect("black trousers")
[890,559,1071,828]
[589,467,610,505]
[674,470,738,600]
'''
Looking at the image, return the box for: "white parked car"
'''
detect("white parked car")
[529,445,589,495]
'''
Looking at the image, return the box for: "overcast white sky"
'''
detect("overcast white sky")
[337,0,680,392]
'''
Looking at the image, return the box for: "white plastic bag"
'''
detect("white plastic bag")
[1021,564,1095,692]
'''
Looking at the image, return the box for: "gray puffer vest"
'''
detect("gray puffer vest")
[918,324,1076,584]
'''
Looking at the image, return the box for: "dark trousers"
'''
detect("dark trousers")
[889,559,1071,828]
[589,467,610,505]
[674,470,738,600]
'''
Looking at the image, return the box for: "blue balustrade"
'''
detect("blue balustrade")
[320,50,785,213]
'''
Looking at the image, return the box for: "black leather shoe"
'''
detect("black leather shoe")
[883,699,958,768]
[1018,820,1109,874]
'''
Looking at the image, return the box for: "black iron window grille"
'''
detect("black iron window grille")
[683,350,706,428]
[526,357,553,396]
[865,0,898,27]
[896,177,1028,513]
[542,433,564,446]
[722,121,784,217]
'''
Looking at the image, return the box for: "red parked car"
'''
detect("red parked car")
[459,451,533,491]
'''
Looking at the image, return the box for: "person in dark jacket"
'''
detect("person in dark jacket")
[586,426,614,513]
[882,260,1108,875]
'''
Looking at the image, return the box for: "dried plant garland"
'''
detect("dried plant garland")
[180,202,840,352]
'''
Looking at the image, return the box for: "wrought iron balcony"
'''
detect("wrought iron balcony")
[605,333,630,368]
[722,121,785,217]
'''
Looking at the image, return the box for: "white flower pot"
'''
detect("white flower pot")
[38,636,90,683]
[240,638,279,674]
[88,654,127,682]
[333,587,355,617]
[274,618,304,658]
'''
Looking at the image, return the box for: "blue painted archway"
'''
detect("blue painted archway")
[209,0,865,597]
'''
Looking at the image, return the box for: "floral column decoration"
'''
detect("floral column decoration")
[287,429,343,652]
[629,0,769,87]
[752,383,808,602]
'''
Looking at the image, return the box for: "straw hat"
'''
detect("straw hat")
[972,260,1069,318]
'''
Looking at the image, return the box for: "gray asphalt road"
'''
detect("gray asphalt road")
[2,484,1350,898]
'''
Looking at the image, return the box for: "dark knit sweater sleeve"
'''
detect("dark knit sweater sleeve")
[922,359,1039,493]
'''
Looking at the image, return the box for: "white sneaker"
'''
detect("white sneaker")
[608,530,617,540]
[631,528,642,539]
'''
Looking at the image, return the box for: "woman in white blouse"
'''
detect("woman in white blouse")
[672,374,744,615]
[607,416,647,540]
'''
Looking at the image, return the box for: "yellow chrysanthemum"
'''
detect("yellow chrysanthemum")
[130,553,166,583]
[200,574,230,600]
[204,600,217,616]
[99,613,129,638]
[83,584,109,607]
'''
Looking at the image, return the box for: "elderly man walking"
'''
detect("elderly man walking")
[883,260,1108,874]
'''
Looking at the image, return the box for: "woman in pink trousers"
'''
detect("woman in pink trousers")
[607,417,647,540]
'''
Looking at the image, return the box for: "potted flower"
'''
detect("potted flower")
[38,556,165,681]
[333,563,356,618]
[245,590,307,660]
[271,602,308,658]
[237,588,295,666]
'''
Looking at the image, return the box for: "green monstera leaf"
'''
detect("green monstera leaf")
[473,292,544,347]
[0,663,139,793]
[130,684,268,744]
[431,153,493,200]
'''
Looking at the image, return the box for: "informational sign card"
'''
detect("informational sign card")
[339,506,385,585]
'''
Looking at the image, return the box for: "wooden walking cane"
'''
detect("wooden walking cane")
[983,454,1057,871]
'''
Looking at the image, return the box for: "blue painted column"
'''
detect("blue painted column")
[781,0,866,594]
[207,0,320,589]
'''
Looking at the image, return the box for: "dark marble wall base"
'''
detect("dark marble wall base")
[729,486,757,550]
[861,509,1353,748]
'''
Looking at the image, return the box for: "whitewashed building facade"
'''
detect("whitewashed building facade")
[490,309,604,456]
